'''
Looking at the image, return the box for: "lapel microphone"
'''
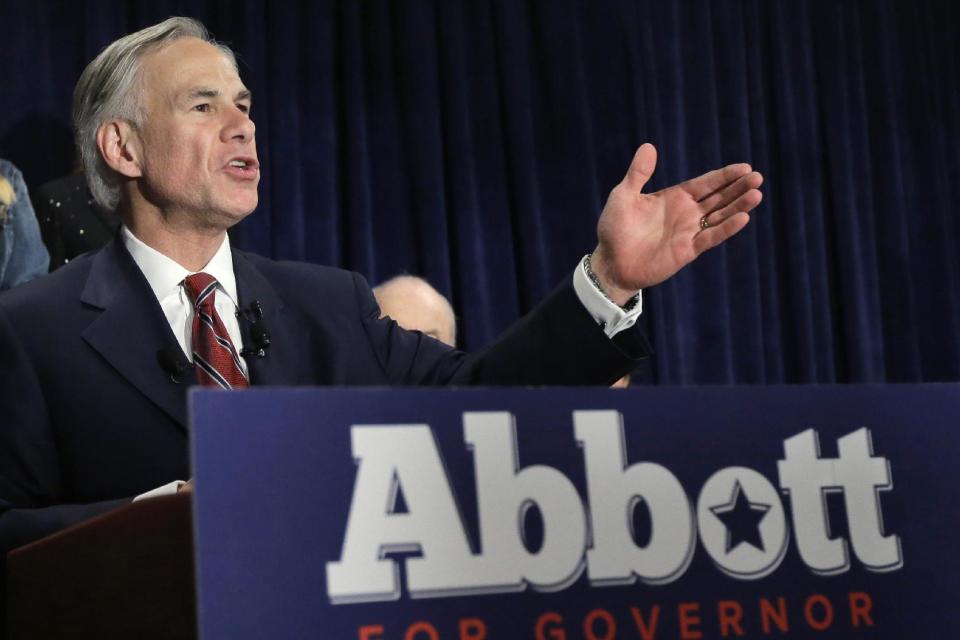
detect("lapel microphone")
[238,300,271,358]
[158,346,194,384]
[160,301,270,383]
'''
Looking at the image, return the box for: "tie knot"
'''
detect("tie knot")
[184,272,219,309]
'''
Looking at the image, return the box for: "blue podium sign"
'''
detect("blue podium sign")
[190,386,959,639]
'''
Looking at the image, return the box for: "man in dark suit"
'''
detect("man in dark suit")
[0,17,763,555]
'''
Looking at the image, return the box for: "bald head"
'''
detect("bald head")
[374,276,457,347]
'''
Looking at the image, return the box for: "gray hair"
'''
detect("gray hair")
[72,17,237,211]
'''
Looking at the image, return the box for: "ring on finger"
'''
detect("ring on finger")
[699,215,711,230]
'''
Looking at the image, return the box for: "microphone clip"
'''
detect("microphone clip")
[158,346,194,384]
[238,300,271,359]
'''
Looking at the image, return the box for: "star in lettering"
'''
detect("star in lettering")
[709,481,771,553]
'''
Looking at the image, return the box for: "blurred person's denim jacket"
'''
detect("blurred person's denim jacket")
[0,159,49,290]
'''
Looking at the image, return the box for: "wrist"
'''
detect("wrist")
[583,251,639,311]
[586,249,640,307]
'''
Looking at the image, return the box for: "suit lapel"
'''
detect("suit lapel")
[80,238,195,429]
[233,252,313,385]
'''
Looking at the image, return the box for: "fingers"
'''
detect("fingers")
[701,189,763,229]
[623,143,658,191]
[693,212,751,256]
[682,163,753,201]
[698,171,763,214]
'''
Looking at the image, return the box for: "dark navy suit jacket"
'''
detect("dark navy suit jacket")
[0,236,648,554]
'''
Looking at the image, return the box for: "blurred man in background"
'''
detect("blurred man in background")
[374,275,456,348]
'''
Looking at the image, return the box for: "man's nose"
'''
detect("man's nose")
[222,108,256,143]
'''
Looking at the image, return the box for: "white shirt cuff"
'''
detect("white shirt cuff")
[572,255,643,338]
[133,480,185,502]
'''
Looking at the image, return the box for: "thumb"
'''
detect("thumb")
[623,143,657,191]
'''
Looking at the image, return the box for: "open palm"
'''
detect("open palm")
[592,144,764,303]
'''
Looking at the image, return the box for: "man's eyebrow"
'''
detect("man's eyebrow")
[183,87,220,101]
[180,87,252,102]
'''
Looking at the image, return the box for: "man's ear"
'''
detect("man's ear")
[96,120,143,178]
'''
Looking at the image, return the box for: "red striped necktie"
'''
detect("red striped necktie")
[183,272,249,389]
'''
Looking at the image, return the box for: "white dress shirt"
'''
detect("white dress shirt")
[122,226,248,375]
[572,256,643,337]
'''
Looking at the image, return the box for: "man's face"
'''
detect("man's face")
[133,37,258,228]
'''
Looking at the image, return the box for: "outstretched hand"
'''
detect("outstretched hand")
[590,143,764,305]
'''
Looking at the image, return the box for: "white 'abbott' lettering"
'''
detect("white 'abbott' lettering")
[574,410,695,586]
[326,411,902,603]
[778,428,902,575]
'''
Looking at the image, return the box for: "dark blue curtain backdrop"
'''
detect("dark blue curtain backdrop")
[1,1,957,384]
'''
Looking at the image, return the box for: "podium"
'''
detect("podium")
[5,386,960,639]
[5,493,195,639]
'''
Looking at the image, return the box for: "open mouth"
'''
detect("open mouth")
[224,157,260,179]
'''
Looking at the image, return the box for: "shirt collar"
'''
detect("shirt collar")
[121,225,239,307]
